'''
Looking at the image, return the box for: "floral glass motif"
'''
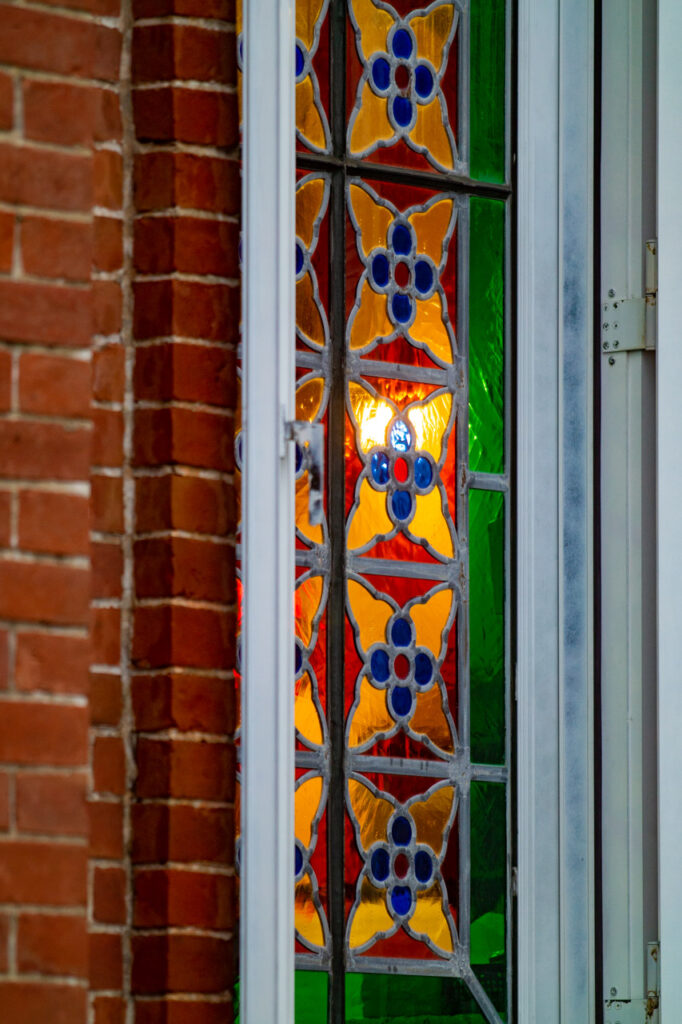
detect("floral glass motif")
[346,381,456,559]
[236,0,331,152]
[347,777,457,957]
[347,181,457,365]
[346,577,456,755]
[348,0,460,172]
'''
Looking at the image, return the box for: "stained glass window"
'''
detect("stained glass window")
[237,1,510,1020]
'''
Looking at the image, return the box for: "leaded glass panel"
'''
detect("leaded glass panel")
[237,1,511,1020]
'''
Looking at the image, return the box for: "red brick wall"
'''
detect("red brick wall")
[0,1,239,1021]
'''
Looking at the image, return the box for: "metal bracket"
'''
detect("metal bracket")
[601,296,646,353]
[603,943,659,1024]
[285,419,324,525]
[602,239,658,359]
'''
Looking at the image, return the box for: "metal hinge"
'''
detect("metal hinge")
[602,239,657,358]
[604,943,659,1024]
[284,419,324,525]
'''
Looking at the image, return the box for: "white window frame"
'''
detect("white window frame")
[241,0,600,1020]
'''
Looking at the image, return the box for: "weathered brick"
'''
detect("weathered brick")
[93,216,123,273]
[134,151,239,215]
[135,473,234,535]
[133,88,238,148]
[91,607,121,667]
[0,841,87,905]
[134,537,234,603]
[0,72,13,131]
[131,803,233,865]
[15,631,89,695]
[0,280,91,347]
[132,673,234,734]
[18,489,89,555]
[0,7,120,80]
[92,344,125,403]
[132,24,236,86]
[89,931,123,990]
[23,80,96,147]
[89,800,123,859]
[0,211,13,273]
[0,983,86,1024]
[135,738,234,801]
[21,217,92,282]
[93,735,126,795]
[91,474,124,534]
[90,672,122,726]
[0,701,88,765]
[0,560,89,624]
[92,540,123,599]
[134,868,234,930]
[0,421,90,480]
[131,934,233,994]
[133,407,233,472]
[16,772,88,835]
[93,865,126,924]
[0,143,91,212]
[17,913,87,977]
[132,604,235,671]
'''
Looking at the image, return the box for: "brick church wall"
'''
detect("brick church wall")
[0,1,239,1021]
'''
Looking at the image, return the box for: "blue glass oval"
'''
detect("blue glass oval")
[389,419,412,452]
[371,847,390,882]
[414,63,434,98]
[392,95,413,127]
[414,258,434,294]
[414,455,433,488]
[295,242,304,276]
[392,814,412,846]
[295,442,303,473]
[235,432,243,468]
[370,648,390,683]
[414,849,432,883]
[391,685,412,717]
[391,616,411,647]
[391,292,412,324]
[295,44,305,77]
[391,490,412,521]
[414,652,432,687]
[391,28,413,59]
[295,845,303,875]
[392,223,412,255]
[390,885,412,916]
[371,56,391,91]
[371,451,390,485]
[371,252,390,288]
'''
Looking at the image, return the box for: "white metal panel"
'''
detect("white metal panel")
[241,0,296,1021]
[600,0,659,1007]
[657,1,682,1018]
[517,0,595,1019]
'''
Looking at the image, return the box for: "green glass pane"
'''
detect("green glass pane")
[470,781,507,1018]
[469,197,505,476]
[469,489,505,764]
[296,969,328,1024]
[470,0,506,182]
[345,973,487,1023]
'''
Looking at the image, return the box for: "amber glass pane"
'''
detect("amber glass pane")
[470,781,507,1018]
[469,489,505,764]
[469,196,505,475]
[470,0,506,182]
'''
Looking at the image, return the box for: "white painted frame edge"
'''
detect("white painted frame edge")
[657,2,682,1018]
[241,0,296,1021]
[517,0,595,1020]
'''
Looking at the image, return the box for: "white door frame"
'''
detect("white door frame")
[516,0,596,1020]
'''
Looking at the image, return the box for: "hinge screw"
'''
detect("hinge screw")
[608,288,616,297]
[603,341,609,350]
[609,357,615,365]
[610,987,618,997]
[614,340,619,347]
